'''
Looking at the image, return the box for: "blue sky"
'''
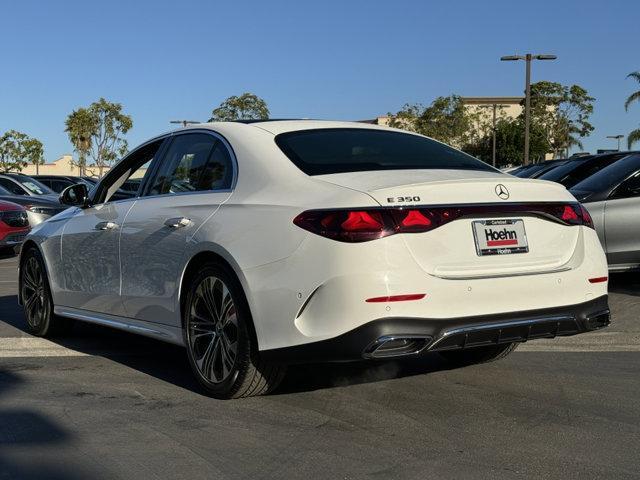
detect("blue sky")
[1,0,638,161]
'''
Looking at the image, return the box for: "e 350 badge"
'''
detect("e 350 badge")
[387,196,421,203]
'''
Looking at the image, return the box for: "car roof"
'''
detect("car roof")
[168,119,399,138]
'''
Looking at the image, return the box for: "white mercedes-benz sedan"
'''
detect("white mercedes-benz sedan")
[19,120,610,398]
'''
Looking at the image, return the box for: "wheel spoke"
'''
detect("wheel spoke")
[219,338,235,373]
[23,268,38,291]
[196,335,216,372]
[211,337,224,382]
[221,331,238,355]
[201,279,219,322]
[24,293,38,320]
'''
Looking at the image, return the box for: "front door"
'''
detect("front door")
[58,138,166,315]
[58,201,135,313]
[120,131,235,326]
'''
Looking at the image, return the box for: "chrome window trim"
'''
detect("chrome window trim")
[139,128,238,199]
[89,134,171,206]
[88,127,238,208]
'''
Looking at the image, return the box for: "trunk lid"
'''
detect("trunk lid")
[315,169,581,278]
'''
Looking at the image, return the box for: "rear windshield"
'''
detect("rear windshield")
[14,175,55,195]
[571,154,640,196]
[275,128,495,175]
[538,154,625,187]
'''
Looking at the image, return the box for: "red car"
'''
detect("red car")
[0,200,30,251]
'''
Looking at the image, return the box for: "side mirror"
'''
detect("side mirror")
[59,183,90,207]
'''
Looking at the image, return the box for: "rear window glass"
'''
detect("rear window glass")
[571,154,640,196]
[275,128,495,176]
[539,155,624,187]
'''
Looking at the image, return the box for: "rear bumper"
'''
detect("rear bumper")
[259,295,610,364]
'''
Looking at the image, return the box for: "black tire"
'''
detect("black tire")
[20,247,73,337]
[439,342,519,366]
[183,263,286,399]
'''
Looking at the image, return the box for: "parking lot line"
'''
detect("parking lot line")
[0,337,89,357]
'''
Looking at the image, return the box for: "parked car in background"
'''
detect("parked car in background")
[511,159,569,179]
[0,173,59,200]
[19,120,609,399]
[33,175,135,201]
[503,165,526,175]
[570,153,640,271]
[0,186,66,226]
[32,175,95,193]
[0,200,30,253]
[537,152,635,188]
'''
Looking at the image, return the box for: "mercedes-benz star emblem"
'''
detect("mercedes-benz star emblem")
[495,184,509,200]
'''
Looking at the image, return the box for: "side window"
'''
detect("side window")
[611,171,640,200]
[52,180,73,193]
[94,139,165,204]
[0,178,26,195]
[147,133,233,196]
[203,142,234,190]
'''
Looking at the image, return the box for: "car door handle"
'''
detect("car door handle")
[164,217,191,228]
[95,221,119,231]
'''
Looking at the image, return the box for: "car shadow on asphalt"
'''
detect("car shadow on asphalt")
[0,249,18,260]
[609,272,640,297]
[276,354,451,395]
[1,293,454,396]
[0,368,107,479]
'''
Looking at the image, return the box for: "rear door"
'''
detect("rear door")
[120,131,236,326]
[604,170,640,267]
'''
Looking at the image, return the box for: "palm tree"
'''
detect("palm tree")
[625,71,640,149]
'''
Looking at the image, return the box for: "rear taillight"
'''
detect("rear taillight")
[293,202,595,243]
[293,209,395,242]
[556,203,594,229]
[579,204,595,229]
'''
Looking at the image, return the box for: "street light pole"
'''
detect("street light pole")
[501,53,557,165]
[524,54,532,165]
[492,104,497,167]
[606,135,624,151]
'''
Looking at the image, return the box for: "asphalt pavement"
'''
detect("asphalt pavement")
[0,251,639,479]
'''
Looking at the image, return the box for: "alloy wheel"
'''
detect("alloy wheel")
[187,276,239,384]
[22,256,49,330]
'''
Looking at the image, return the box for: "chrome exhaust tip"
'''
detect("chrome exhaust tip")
[363,335,432,359]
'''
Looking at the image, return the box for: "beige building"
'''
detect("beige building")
[20,154,110,178]
[370,96,524,128]
[368,96,553,162]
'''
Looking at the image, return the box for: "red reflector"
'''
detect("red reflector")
[588,276,608,284]
[561,205,579,221]
[341,211,383,231]
[401,210,431,228]
[365,294,426,303]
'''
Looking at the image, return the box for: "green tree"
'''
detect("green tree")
[388,95,481,148]
[65,107,96,176]
[527,81,595,157]
[464,118,549,167]
[65,98,133,177]
[0,130,44,173]
[209,93,270,121]
[625,71,640,149]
